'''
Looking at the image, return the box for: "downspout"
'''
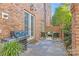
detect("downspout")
[44,3,46,32]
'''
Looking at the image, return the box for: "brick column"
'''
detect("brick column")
[71,4,79,55]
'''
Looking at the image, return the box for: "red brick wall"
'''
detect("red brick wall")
[0,3,41,40]
[46,25,64,39]
[0,4,30,38]
[45,3,51,27]
[71,4,79,55]
[0,3,51,41]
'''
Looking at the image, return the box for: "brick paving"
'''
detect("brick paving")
[20,38,67,56]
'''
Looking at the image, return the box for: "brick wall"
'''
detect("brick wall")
[0,3,51,41]
[71,4,79,55]
[45,3,51,27]
[0,4,32,38]
[0,3,39,40]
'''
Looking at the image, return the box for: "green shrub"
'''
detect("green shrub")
[0,43,3,53]
[64,32,72,48]
[0,41,23,56]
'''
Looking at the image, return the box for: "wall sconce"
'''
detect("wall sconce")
[30,4,34,11]
[30,4,37,11]
[2,12,9,20]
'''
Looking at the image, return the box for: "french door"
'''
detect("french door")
[24,11,35,39]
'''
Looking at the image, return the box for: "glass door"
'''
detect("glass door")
[24,12,29,37]
[24,11,35,39]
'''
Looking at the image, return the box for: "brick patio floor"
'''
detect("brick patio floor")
[20,37,67,56]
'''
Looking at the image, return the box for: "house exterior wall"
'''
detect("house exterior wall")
[71,4,79,55]
[33,3,45,40]
[0,3,51,41]
[0,3,40,41]
[0,4,25,38]
[34,3,51,32]
[45,3,51,27]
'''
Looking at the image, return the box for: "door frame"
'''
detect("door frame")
[24,10,35,40]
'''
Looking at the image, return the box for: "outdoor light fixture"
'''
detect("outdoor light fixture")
[30,4,37,11]
[30,4,34,11]
[2,12,9,20]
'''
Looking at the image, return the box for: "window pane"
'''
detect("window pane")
[31,15,34,36]
[24,12,29,36]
